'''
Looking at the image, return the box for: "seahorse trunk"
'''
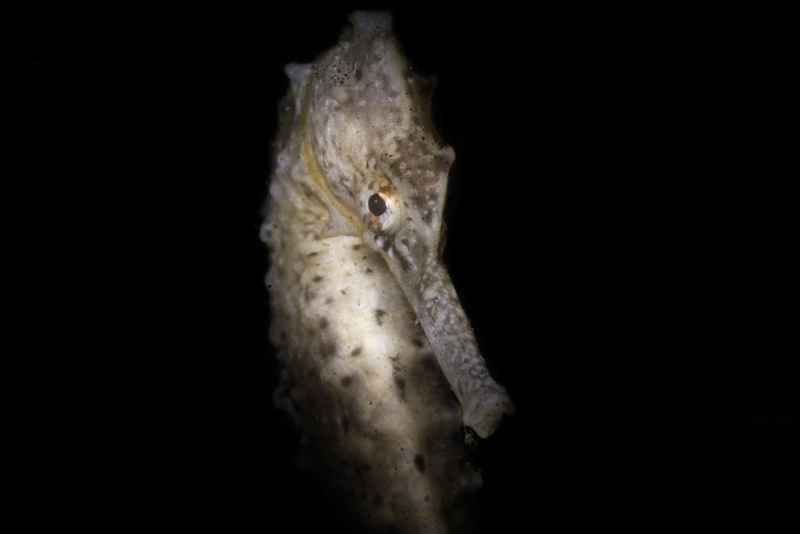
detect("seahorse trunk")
[266,230,480,533]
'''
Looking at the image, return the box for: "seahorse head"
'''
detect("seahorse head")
[302,11,451,259]
[297,11,512,438]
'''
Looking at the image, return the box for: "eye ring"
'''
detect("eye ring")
[368,193,387,216]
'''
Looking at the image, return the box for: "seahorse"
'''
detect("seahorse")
[261,11,513,533]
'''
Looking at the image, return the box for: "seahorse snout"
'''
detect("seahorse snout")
[369,224,514,438]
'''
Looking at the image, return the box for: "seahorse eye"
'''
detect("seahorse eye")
[368,193,387,216]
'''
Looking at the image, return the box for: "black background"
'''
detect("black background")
[25,5,792,531]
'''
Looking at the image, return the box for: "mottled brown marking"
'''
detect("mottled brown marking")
[320,340,336,359]
[420,355,439,375]
[312,275,324,283]
[413,454,426,473]
[394,375,406,400]
[374,309,386,325]
[341,375,354,387]
[350,347,362,357]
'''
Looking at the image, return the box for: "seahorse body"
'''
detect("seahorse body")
[261,12,511,533]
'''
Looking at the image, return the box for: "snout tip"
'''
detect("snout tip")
[463,384,515,438]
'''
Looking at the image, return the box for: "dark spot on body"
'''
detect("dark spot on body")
[414,454,426,473]
[375,309,386,325]
[320,340,336,359]
[365,268,373,274]
[394,375,406,400]
[324,297,333,305]
[352,244,362,250]
[319,318,329,330]
[413,338,425,348]
[341,375,353,387]
[306,252,318,257]
[350,347,362,357]
[420,353,438,369]
[340,289,347,295]
[312,275,323,283]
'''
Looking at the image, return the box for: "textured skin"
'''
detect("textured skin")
[417,257,515,438]
[261,11,512,532]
